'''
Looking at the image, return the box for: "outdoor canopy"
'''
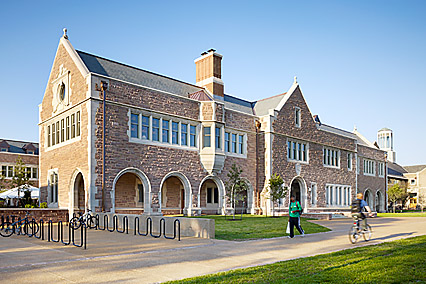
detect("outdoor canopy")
[0,185,39,199]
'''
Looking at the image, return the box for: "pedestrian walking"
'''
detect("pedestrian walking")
[288,196,304,238]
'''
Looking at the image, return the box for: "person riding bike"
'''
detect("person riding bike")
[351,192,373,230]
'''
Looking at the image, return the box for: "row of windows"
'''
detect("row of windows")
[323,147,340,167]
[47,111,81,147]
[224,131,244,154]
[287,140,307,162]
[378,162,385,177]
[131,113,197,147]
[1,165,38,179]
[363,159,375,175]
[326,185,351,206]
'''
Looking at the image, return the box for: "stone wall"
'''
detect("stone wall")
[0,208,69,222]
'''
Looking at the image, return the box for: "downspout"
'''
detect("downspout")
[384,153,388,213]
[255,120,261,212]
[100,81,108,212]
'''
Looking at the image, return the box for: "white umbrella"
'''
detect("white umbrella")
[0,185,39,199]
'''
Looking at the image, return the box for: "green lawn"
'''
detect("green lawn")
[377,212,426,217]
[193,215,330,241]
[167,235,426,284]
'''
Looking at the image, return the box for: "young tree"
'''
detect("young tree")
[267,173,287,217]
[11,156,30,206]
[387,184,407,213]
[225,164,248,219]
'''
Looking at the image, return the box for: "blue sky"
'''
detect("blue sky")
[0,0,425,165]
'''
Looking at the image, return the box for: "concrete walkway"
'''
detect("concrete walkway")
[1,217,425,283]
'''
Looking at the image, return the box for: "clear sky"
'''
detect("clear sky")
[0,0,425,166]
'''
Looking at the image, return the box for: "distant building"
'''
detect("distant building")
[377,128,396,163]
[403,165,426,209]
[38,31,387,215]
[0,139,39,190]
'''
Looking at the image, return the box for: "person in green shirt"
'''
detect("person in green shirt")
[288,196,304,238]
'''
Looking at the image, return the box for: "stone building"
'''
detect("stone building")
[403,165,426,209]
[38,30,387,216]
[0,139,39,189]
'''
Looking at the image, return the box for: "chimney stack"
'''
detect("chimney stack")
[195,49,224,99]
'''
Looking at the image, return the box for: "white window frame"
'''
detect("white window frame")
[311,182,317,206]
[325,184,351,207]
[363,158,376,176]
[323,147,340,168]
[347,153,352,171]
[287,138,309,164]
[45,108,82,151]
[47,169,59,207]
[223,129,247,158]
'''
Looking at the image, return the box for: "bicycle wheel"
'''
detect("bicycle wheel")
[0,222,15,237]
[28,220,39,236]
[349,227,359,244]
[70,217,81,229]
[363,224,372,241]
[87,216,96,229]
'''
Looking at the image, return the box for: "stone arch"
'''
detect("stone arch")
[111,167,151,214]
[364,188,374,210]
[241,178,255,214]
[159,171,192,216]
[289,176,308,213]
[376,190,385,212]
[69,169,87,218]
[198,175,225,215]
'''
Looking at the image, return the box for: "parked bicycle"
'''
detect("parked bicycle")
[0,211,39,237]
[349,215,372,244]
[70,210,96,229]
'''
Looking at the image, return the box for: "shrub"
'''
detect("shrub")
[40,202,48,208]
[25,204,32,208]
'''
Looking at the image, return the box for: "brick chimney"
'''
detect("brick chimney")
[195,49,224,99]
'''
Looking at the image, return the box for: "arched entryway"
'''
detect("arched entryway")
[364,189,374,210]
[112,168,151,214]
[376,190,384,212]
[289,177,307,212]
[160,172,192,216]
[199,176,225,215]
[74,173,85,210]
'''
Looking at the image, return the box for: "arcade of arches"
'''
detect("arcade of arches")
[115,172,144,214]
[73,172,85,210]
[161,176,185,215]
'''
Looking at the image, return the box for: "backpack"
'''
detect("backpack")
[297,201,303,215]
[351,199,362,213]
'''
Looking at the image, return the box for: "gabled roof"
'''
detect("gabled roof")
[76,50,203,97]
[404,165,426,173]
[319,124,357,140]
[252,93,287,116]
[388,162,407,177]
[353,128,378,149]
[0,139,39,155]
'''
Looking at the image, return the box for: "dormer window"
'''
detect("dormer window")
[0,148,7,152]
[295,107,301,128]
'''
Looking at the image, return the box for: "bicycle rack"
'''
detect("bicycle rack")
[114,215,128,234]
[134,216,150,236]
[34,219,44,240]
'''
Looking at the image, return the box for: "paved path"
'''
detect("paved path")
[1,217,425,283]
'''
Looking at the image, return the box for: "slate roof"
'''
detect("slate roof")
[252,93,287,116]
[387,162,408,177]
[77,50,203,97]
[0,139,39,155]
[404,165,426,173]
[223,94,254,114]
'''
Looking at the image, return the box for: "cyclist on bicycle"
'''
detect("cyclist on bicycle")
[351,192,373,231]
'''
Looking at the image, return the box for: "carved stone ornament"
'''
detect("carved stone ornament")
[295,163,301,176]
[51,64,71,114]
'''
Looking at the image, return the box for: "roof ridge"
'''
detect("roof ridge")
[76,50,203,91]
[255,92,287,103]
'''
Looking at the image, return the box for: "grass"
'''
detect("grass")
[167,235,426,284]
[377,212,426,217]
[192,214,330,241]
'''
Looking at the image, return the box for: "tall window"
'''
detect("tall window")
[52,123,56,146]
[60,119,65,142]
[378,162,385,177]
[347,153,352,170]
[190,125,196,147]
[142,116,150,139]
[326,184,351,206]
[55,121,60,144]
[50,172,58,204]
[47,125,51,147]
[203,126,211,148]
[288,139,308,162]
[181,124,188,146]
[311,183,317,206]
[66,116,70,140]
[238,135,244,154]
[323,147,340,167]
[363,159,375,176]
[225,132,230,152]
[131,113,139,138]
[71,114,76,139]
[162,120,169,143]
[32,168,38,179]
[76,111,81,137]
[7,166,13,178]
[1,166,6,177]
[215,127,221,149]
[231,134,237,153]
[207,187,219,204]
[172,122,179,144]
[295,107,301,127]
[138,183,144,203]
[152,118,160,141]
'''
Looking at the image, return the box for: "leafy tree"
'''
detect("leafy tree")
[11,156,30,207]
[267,173,287,217]
[388,184,408,213]
[225,164,248,219]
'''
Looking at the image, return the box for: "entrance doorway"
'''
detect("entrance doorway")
[161,176,185,215]
[73,173,85,210]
